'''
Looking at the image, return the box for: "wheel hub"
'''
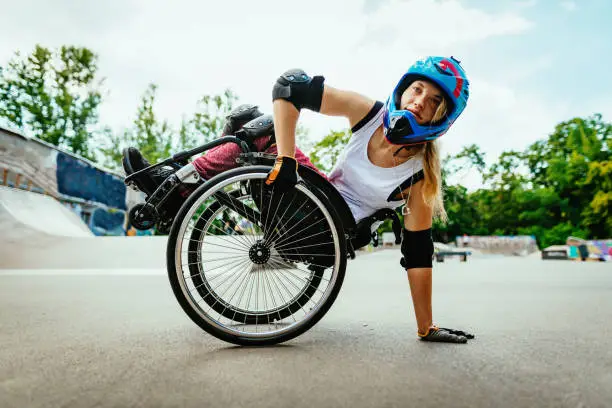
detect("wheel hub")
[249,241,271,264]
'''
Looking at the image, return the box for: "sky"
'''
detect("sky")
[1,0,610,188]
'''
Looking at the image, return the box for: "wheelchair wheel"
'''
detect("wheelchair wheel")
[186,191,326,325]
[167,166,347,346]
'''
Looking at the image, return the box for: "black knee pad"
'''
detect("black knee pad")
[400,228,434,269]
[240,114,274,141]
[272,69,325,112]
[222,104,263,136]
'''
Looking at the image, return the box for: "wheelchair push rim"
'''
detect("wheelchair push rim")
[167,167,346,345]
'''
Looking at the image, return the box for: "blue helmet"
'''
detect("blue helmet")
[383,56,469,146]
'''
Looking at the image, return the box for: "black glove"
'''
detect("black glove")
[418,326,475,343]
[438,327,475,339]
[265,156,298,193]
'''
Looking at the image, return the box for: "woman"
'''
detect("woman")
[125,56,474,343]
[265,56,474,343]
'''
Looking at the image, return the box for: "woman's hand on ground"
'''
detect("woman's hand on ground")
[418,326,475,343]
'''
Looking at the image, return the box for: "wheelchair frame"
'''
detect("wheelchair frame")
[123,133,404,345]
[123,134,385,257]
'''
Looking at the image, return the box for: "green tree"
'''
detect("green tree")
[130,83,174,164]
[98,83,173,169]
[99,86,238,170]
[447,143,487,175]
[432,183,478,242]
[309,129,351,173]
[180,89,238,148]
[0,45,103,159]
[523,114,611,239]
[434,145,487,242]
[581,160,612,236]
[447,113,612,247]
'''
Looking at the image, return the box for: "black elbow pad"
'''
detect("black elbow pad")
[272,69,325,112]
[400,228,434,269]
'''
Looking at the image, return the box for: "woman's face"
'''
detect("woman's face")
[400,80,443,125]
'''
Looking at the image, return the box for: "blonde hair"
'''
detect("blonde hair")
[431,96,448,124]
[421,141,446,222]
[404,96,448,222]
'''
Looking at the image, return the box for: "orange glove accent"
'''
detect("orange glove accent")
[265,155,298,192]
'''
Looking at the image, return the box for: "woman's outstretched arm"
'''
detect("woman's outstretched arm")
[402,181,435,335]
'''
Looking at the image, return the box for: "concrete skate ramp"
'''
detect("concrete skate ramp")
[0,186,93,239]
[0,186,166,270]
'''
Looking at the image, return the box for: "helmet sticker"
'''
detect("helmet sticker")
[437,59,463,98]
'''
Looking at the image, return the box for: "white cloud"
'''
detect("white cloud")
[443,78,569,157]
[441,81,563,190]
[560,1,578,12]
[495,54,555,83]
[514,0,538,9]
[1,0,553,188]
[360,0,533,52]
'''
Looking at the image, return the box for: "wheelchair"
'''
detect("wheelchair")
[123,116,403,346]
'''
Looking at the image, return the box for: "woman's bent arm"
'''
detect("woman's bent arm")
[319,85,376,127]
[273,82,376,157]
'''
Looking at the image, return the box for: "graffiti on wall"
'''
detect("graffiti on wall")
[567,236,612,261]
[56,152,126,210]
[1,127,129,235]
[455,235,539,256]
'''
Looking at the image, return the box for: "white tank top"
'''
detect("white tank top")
[328,102,424,223]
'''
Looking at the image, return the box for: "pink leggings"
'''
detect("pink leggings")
[192,136,327,180]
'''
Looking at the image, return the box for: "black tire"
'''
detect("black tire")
[167,166,347,346]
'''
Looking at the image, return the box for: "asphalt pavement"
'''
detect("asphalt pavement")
[1,251,611,408]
